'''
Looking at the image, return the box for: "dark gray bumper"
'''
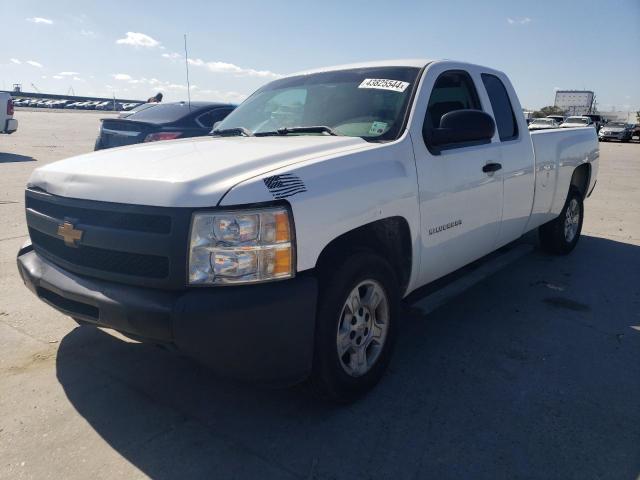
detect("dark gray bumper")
[17,245,318,384]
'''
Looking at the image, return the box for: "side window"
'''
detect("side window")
[424,70,481,128]
[197,108,234,129]
[423,70,481,144]
[481,74,518,141]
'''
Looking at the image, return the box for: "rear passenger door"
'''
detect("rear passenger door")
[480,72,535,248]
[410,66,504,286]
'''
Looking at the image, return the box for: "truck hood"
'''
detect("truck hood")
[28,135,371,207]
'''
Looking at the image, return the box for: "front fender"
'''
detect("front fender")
[220,137,422,291]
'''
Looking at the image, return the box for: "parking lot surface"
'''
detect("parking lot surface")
[1,111,639,479]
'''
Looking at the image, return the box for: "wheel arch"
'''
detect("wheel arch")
[570,163,591,199]
[314,216,413,295]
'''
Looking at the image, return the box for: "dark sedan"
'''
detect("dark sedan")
[94,101,236,150]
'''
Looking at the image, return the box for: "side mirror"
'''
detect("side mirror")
[430,110,496,146]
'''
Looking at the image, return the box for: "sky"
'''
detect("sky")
[1,0,639,111]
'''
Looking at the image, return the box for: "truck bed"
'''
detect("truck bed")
[527,127,599,231]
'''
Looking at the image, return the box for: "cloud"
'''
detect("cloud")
[58,71,79,76]
[507,17,531,25]
[26,60,43,68]
[80,29,96,37]
[162,52,182,60]
[112,73,132,81]
[10,58,21,64]
[27,17,53,25]
[73,76,85,82]
[116,32,160,48]
[52,75,64,80]
[186,58,282,79]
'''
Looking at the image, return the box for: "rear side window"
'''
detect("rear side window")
[481,74,518,141]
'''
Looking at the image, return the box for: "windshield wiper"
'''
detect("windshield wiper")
[211,127,253,137]
[255,126,340,137]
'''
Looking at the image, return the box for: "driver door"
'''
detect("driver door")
[410,67,504,286]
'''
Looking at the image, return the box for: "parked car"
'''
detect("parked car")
[120,102,143,111]
[66,101,88,109]
[528,118,560,130]
[598,122,633,142]
[18,59,598,401]
[631,124,640,141]
[560,116,594,128]
[0,92,18,134]
[94,101,235,150]
[96,101,117,111]
[546,115,565,125]
[583,114,604,131]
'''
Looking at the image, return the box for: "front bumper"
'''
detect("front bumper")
[3,118,18,134]
[17,245,318,384]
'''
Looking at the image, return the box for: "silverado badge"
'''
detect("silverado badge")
[57,221,83,247]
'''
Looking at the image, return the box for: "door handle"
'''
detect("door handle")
[482,162,502,173]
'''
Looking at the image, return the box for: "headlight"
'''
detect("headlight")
[188,207,294,285]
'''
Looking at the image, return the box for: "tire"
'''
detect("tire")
[539,187,584,255]
[310,252,399,402]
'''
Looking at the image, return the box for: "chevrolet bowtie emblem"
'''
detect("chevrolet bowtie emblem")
[57,221,83,247]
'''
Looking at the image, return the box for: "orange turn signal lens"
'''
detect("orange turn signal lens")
[272,247,292,276]
[274,211,291,243]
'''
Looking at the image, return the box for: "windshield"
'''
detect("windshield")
[607,122,625,128]
[533,119,553,124]
[566,118,588,124]
[215,66,421,141]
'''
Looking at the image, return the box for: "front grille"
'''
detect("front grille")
[27,196,170,233]
[30,229,169,278]
[25,188,192,289]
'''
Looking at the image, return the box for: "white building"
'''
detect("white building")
[554,90,594,116]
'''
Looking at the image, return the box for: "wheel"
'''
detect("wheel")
[310,252,399,402]
[539,187,583,255]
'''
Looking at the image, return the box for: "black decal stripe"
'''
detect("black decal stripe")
[263,174,307,199]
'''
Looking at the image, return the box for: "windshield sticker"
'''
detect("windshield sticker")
[369,121,388,136]
[358,78,410,93]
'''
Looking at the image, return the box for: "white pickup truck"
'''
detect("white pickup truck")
[0,92,18,134]
[17,59,598,401]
